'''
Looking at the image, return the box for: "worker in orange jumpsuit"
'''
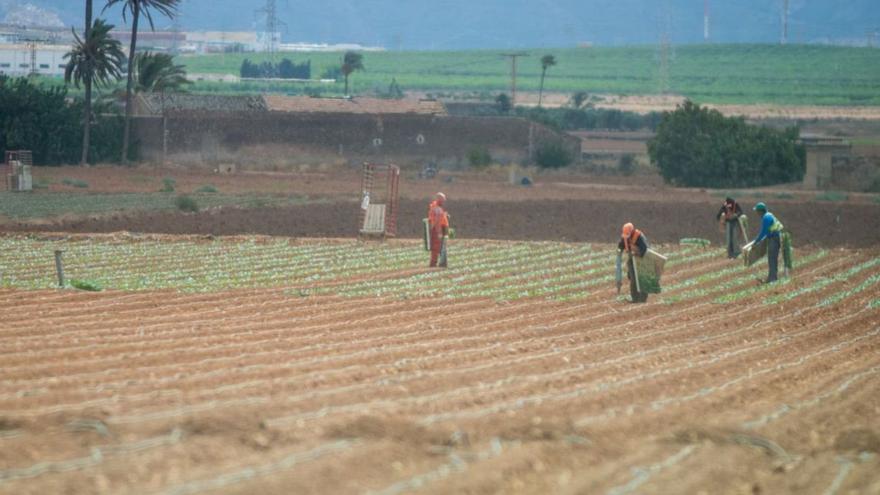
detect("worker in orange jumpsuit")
[428,192,449,268]
[618,222,650,303]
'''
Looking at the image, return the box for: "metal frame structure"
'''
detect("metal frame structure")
[5,150,33,191]
[358,162,400,239]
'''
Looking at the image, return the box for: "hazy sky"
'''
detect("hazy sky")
[10,0,880,48]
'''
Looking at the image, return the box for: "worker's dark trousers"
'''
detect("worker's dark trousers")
[767,235,780,283]
[725,220,741,259]
[627,257,648,303]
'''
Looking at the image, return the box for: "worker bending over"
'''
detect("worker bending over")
[753,202,785,283]
[428,192,449,268]
[619,222,650,303]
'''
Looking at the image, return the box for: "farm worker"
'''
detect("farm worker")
[753,202,785,283]
[618,222,650,303]
[428,192,449,268]
[716,197,745,259]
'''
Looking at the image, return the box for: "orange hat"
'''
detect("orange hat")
[621,223,634,238]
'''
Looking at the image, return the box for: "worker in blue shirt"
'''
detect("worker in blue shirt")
[753,202,784,283]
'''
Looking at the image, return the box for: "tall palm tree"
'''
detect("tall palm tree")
[341,51,364,96]
[64,18,125,165]
[103,0,180,163]
[538,54,557,108]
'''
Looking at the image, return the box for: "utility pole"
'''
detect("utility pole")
[501,52,528,106]
[780,0,789,45]
[703,0,710,42]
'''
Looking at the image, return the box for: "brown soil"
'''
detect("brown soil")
[0,247,878,494]
[7,198,879,248]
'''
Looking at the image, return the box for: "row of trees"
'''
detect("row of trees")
[648,100,805,187]
[63,0,185,165]
[240,58,311,79]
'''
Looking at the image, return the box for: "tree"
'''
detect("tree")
[538,54,556,108]
[134,51,190,93]
[647,100,805,188]
[64,18,125,165]
[103,0,180,163]
[341,51,363,96]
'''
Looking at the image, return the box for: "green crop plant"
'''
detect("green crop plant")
[765,258,880,305]
[818,273,880,307]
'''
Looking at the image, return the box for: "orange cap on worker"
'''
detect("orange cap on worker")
[435,192,446,205]
[622,222,634,238]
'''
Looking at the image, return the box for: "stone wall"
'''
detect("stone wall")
[132,112,581,168]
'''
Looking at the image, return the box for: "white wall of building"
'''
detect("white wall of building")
[0,44,70,77]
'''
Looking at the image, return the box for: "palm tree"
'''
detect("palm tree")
[341,51,364,96]
[64,18,125,165]
[103,0,180,163]
[538,54,557,108]
[134,51,190,93]
[134,51,190,114]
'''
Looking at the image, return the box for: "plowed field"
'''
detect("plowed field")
[1,236,878,495]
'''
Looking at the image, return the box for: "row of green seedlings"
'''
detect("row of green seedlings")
[305,242,573,298]
[661,250,830,304]
[317,244,704,302]
[0,239,434,291]
[713,251,854,305]
[311,243,600,299]
[764,257,880,305]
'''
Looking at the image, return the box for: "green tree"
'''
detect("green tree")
[103,0,180,163]
[647,100,805,187]
[64,18,125,165]
[538,54,556,108]
[341,51,364,96]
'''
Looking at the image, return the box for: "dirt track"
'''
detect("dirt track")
[0,243,878,494]
[13,198,880,248]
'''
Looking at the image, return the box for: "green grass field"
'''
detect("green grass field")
[177,44,880,106]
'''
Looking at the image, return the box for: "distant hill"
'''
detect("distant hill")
[7,0,880,49]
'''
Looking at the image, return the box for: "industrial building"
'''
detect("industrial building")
[0,43,69,77]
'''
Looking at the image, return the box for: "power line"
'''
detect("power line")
[255,0,286,60]
[780,0,789,45]
[500,52,528,106]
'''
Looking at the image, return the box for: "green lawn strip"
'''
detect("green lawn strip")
[713,250,833,304]
[818,273,880,308]
[765,257,880,305]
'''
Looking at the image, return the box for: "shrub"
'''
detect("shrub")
[534,142,572,169]
[175,194,199,212]
[161,177,176,193]
[617,154,636,176]
[648,100,805,188]
[0,76,129,165]
[467,146,492,168]
[62,178,88,188]
[196,184,218,193]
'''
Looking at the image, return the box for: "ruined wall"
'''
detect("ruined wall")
[132,112,580,168]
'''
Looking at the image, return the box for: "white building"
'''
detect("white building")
[0,43,70,77]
